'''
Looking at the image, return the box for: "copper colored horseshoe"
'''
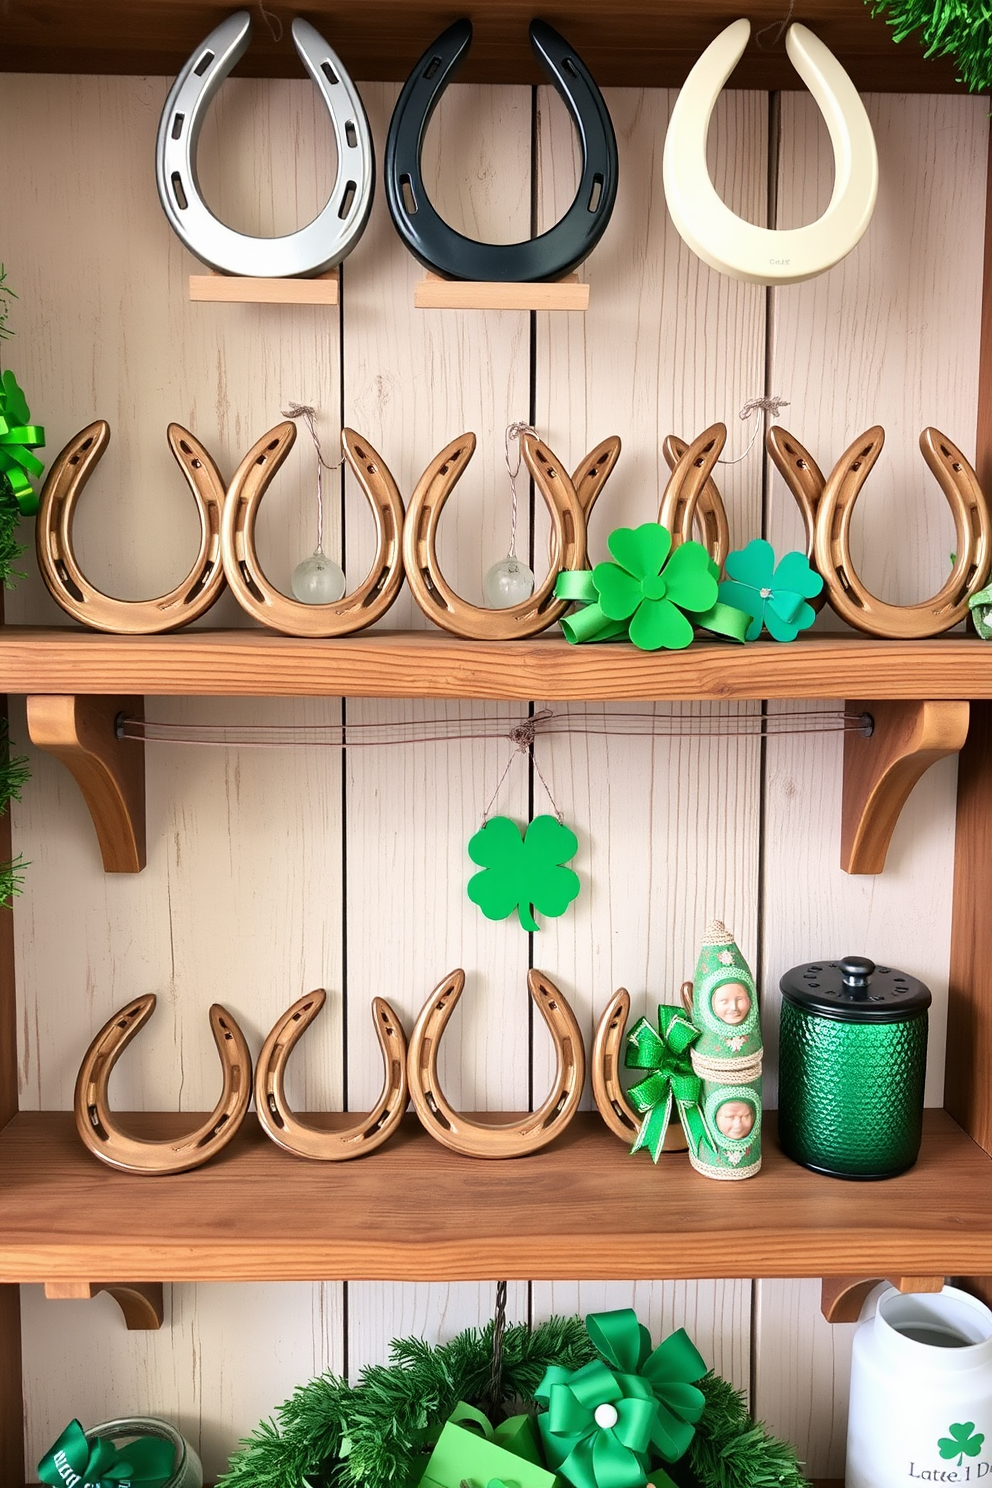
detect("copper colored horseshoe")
[403,432,620,640]
[36,420,227,633]
[255,990,408,1160]
[407,969,585,1158]
[591,989,688,1153]
[659,423,731,567]
[814,426,992,638]
[74,994,252,1175]
[222,422,405,637]
[765,424,828,612]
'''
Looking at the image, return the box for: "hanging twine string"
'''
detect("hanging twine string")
[755,0,797,48]
[504,421,537,560]
[716,394,791,465]
[282,403,343,555]
[481,708,563,823]
[257,0,284,42]
[485,1280,510,1420]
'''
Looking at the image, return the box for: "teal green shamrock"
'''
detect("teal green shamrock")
[939,1424,985,1466]
[468,814,580,931]
[718,539,823,642]
[591,524,718,651]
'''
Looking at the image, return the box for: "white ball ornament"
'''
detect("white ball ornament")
[291,550,346,604]
[594,1403,620,1429]
[483,554,536,609]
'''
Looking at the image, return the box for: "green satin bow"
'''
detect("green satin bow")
[585,1311,707,1464]
[0,368,45,515]
[38,1419,176,1488]
[535,1357,659,1488]
[625,1007,716,1166]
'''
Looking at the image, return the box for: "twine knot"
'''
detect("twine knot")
[507,709,553,751]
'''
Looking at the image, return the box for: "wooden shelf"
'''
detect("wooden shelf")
[1,0,969,92]
[0,628,990,701]
[0,1109,986,1283]
[414,273,589,311]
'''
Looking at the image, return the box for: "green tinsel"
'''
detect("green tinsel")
[217,1316,808,1488]
[869,0,992,93]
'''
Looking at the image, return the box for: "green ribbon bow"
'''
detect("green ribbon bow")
[624,1006,715,1165]
[38,1419,176,1488]
[0,368,45,515]
[585,1310,708,1464]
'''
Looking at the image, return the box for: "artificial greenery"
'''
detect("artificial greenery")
[869,0,992,94]
[217,1316,808,1488]
[0,266,30,587]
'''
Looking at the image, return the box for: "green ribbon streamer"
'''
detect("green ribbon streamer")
[584,1311,708,1465]
[38,1419,176,1488]
[0,368,45,516]
[625,1008,717,1166]
[554,572,750,646]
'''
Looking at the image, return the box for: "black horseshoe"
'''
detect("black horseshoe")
[385,19,618,282]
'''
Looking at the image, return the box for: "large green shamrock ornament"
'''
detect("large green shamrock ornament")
[592,525,718,650]
[938,1424,986,1465]
[467,815,580,931]
[717,539,822,642]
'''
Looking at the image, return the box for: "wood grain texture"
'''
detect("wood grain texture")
[2,1110,989,1282]
[414,274,589,310]
[0,1286,23,1488]
[189,271,340,304]
[1,0,968,90]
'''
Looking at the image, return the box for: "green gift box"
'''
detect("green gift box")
[418,1403,559,1488]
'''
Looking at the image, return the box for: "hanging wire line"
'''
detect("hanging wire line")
[282,403,343,555]
[482,711,564,824]
[716,394,791,465]
[118,706,872,750]
[755,0,797,48]
[504,420,538,559]
[257,0,284,42]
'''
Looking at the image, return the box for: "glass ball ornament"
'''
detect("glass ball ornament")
[291,549,346,605]
[483,554,535,609]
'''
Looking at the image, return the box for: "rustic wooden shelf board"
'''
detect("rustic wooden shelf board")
[189,271,339,305]
[0,629,988,700]
[1,1110,988,1283]
[415,273,589,311]
[1,0,969,91]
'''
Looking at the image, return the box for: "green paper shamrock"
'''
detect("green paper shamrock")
[718,539,822,642]
[468,814,579,931]
[592,524,718,651]
[938,1424,986,1466]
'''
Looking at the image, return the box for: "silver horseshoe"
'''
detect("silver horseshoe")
[156,10,374,277]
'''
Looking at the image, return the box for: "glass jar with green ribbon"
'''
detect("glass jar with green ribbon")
[625,1007,717,1167]
[38,1416,202,1488]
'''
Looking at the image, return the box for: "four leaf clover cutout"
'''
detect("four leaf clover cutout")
[468,815,580,931]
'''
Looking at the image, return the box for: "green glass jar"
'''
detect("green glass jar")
[86,1418,203,1488]
[778,955,930,1179]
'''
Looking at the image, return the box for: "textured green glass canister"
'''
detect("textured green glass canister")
[778,956,930,1179]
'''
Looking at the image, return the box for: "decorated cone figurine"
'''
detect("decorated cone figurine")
[689,920,762,1073]
[693,1075,762,1181]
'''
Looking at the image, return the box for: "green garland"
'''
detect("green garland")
[0,721,29,906]
[0,269,27,589]
[869,0,992,94]
[217,1317,808,1488]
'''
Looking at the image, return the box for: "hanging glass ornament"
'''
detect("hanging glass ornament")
[284,402,347,605]
[483,420,536,609]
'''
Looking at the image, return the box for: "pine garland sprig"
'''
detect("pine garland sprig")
[689,1374,807,1488]
[869,0,992,93]
[0,478,28,590]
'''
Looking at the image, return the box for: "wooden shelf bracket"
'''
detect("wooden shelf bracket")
[842,699,970,873]
[26,695,146,873]
[43,1280,164,1330]
[821,1274,945,1323]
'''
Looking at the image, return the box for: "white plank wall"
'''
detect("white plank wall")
[0,61,986,1485]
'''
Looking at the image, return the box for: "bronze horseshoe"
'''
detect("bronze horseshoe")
[407,969,585,1158]
[403,432,620,640]
[591,989,688,1152]
[36,420,227,633]
[255,989,408,1160]
[659,423,731,568]
[813,426,992,638]
[765,425,828,612]
[222,422,405,636]
[74,994,252,1174]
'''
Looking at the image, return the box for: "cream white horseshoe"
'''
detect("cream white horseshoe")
[36,420,227,634]
[407,969,585,1158]
[765,424,828,611]
[663,20,878,284]
[403,432,620,640]
[222,422,405,636]
[658,423,730,567]
[255,990,408,1161]
[591,989,687,1153]
[814,425,992,638]
[74,994,253,1175]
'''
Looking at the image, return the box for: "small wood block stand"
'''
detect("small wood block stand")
[841,699,970,873]
[26,695,146,873]
[44,1280,164,1330]
[189,269,339,305]
[821,1274,944,1323]
[414,271,589,311]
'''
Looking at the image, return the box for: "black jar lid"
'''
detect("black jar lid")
[779,956,932,1022]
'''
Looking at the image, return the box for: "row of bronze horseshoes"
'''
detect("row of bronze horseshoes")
[40,416,992,642]
[75,973,685,1174]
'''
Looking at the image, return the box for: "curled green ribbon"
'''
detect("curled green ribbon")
[0,368,45,516]
[554,571,749,647]
[625,1009,717,1167]
[38,1418,176,1488]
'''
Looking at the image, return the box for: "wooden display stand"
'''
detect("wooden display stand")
[414,272,590,311]
[189,270,339,305]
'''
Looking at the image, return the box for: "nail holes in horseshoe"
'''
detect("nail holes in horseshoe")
[171,112,184,140]
[561,55,577,77]
[193,49,215,76]
[424,54,442,80]
[400,175,418,215]
[339,181,357,219]
[345,120,357,148]
[321,60,339,85]
[588,174,603,213]
[171,172,189,211]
